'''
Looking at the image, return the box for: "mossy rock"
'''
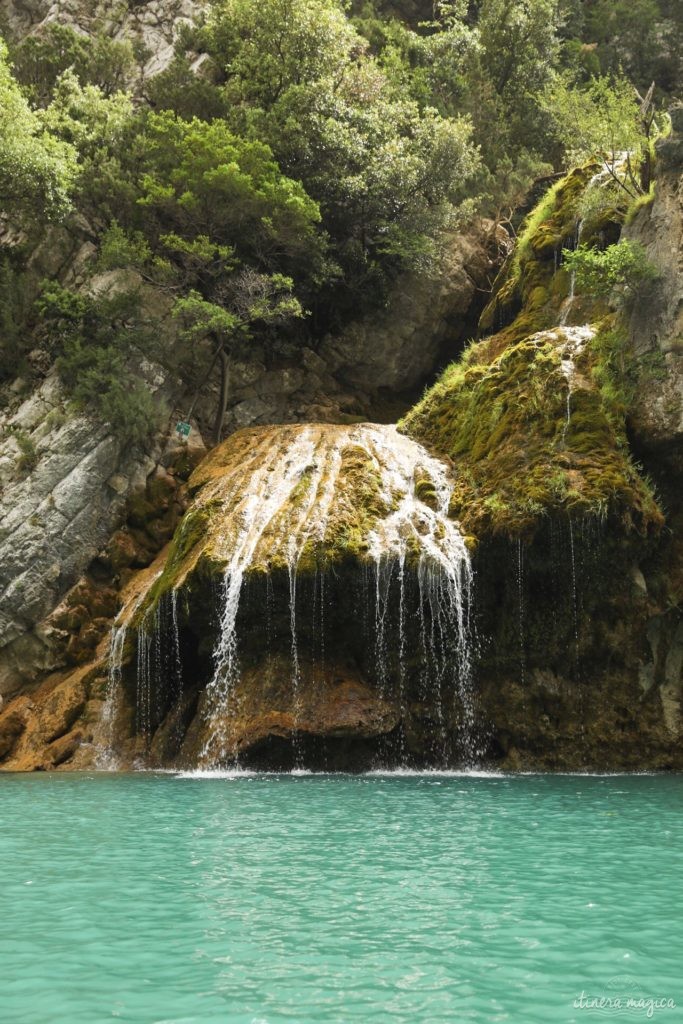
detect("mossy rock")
[400,325,663,540]
[134,422,458,623]
[478,162,623,344]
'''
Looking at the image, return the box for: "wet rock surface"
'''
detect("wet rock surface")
[626,110,683,470]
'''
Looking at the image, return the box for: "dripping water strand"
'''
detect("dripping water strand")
[287,536,303,768]
[97,621,127,769]
[559,218,583,326]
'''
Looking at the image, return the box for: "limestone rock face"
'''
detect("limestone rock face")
[0,0,204,80]
[0,364,203,700]
[319,229,508,394]
[625,109,683,467]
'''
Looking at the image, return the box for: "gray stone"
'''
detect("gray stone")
[319,228,506,392]
[231,398,273,427]
[625,132,683,466]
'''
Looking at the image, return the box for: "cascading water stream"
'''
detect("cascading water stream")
[287,535,303,766]
[559,219,584,327]
[363,426,477,763]
[200,429,320,763]
[96,621,127,769]
[191,423,478,769]
[516,538,525,687]
[98,577,162,768]
[558,325,594,447]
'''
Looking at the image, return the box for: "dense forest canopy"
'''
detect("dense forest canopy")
[0,0,680,442]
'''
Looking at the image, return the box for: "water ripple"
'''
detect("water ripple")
[0,772,681,1023]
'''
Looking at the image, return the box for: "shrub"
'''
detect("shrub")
[12,428,39,473]
[562,240,659,309]
[39,283,163,447]
[11,25,136,105]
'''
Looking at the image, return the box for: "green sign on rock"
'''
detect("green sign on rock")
[175,421,191,438]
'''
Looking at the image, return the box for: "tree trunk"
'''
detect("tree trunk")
[213,349,229,446]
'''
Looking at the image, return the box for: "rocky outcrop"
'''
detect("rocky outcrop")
[0,216,502,704]
[2,129,681,773]
[625,107,683,469]
[0,0,507,722]
[0,363,206,700]
[0,421,479,770]
[319,229,508,396]
[0,0,204,80]
[397,144,683,771]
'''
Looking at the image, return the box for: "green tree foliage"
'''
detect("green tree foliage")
[92,115,321,439]
[542,73,665,197]
[352,1,558,231]
[563,240,659,309]
[472,0,561,157]
[2,0,678,454]
[38,283,164,446]
[146,56,229,121]
[10,24,136,105]
[133,112,323,280]
[41,71,135,222]
[173,270,304,441]
[203,0,480,305]
[207,0,358,108]
[0,39,77,220]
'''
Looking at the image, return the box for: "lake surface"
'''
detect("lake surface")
[1,771,681,1023]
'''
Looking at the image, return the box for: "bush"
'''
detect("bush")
[39,283,163,447]
[11,428,39,473]
[11,25,136,105]
[562,240,659,309]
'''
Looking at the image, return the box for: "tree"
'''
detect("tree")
[173,271,304,442]
[0,39,77,220]
[206,0,359,109]
[38,282,164,446]
[585,0,666,91]
[202,0,480,314]
[134,112,324,279]
[10,24,136,106]
[41,70,136,223]
[562,239,659,310]
[95,114,323,441]
[465,0,562,165]
[543,72,663,197]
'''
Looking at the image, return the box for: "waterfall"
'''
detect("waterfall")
[363,426,476,763]
[568,517,580,668]
[199,429,319,764]
[136,615,152,742]
[98,576,162,769]
[193,423,477,768]
[96,621,127,769]
[516,539,525,687]
[559,219,584,326]
[558,325,595,447]
[287,535,303,765]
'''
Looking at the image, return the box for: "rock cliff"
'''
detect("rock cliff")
[0,22,681,772]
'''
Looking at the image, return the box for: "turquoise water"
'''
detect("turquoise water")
[1,772,682,1023]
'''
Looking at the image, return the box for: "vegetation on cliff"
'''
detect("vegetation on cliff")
[0,0,678,444]
[401,166,664,538]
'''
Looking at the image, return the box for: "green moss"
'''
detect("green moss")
[400,326,663,540]
[137,499,222,620]
[318,445,391,567]
[414,469,438,509]
[624,182,656,226]
[407,165,663,540]
[478,163,616,345]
